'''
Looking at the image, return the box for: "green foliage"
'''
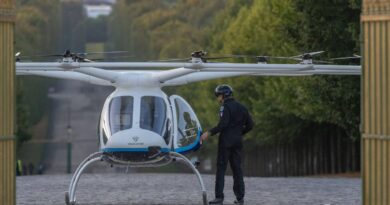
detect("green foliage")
[16,0,61,53]
[15,0,61,146]
[276,0,362,141]
[292,0,361,56]
[215,0,298,56]
[108,0,225,59]
[203,0,361,144]
[15,81,32,147]
[107,0,361,147]
[15,6,47,54]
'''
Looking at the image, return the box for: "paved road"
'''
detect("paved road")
[44,81,113,174]
[17,173,361,205]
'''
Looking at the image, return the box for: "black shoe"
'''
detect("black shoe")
[209,198,224,205]
[234,199,244,205]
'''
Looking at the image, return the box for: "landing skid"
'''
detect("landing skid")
[65,152,208,205]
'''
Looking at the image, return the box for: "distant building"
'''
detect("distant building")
[84,0,116,5]
[83,0,116,19]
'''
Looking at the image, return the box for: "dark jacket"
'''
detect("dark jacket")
[209,98,254,147]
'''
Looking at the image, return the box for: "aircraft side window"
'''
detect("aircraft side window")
[109,96,134,135]
[161,119,171,145]
[174,100,199,147]
[140,96,167,137]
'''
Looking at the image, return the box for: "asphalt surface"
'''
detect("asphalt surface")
[17,173,361,205]
[34,81,361,205]
[45,81,113,174]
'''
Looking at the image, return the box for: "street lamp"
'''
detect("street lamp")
[48,89,73,174]
[67,125,72,174]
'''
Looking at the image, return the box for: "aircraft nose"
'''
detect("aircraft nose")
[104,128,169,149]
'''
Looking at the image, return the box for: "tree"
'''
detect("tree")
[15,0,61,147]
[107,0,361,146]
[276,0,361,140]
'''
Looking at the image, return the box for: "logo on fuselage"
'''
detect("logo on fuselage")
[133,136,139,142]
[128,136,143,145]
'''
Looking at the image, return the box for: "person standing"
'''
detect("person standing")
[201,84,254,205]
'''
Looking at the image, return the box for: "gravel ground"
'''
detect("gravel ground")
[17,173,361,205]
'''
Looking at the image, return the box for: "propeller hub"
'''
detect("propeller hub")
[191,51,207,58]
[302,54,312,60]
[256,56,268,64]
[64,49,72,57]
[191,51,207,63]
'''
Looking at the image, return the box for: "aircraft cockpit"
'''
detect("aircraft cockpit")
[109,96,134,135]
[99,89,202,162]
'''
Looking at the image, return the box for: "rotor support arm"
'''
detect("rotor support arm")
[16,62,119,84]
[17,71,112,86]
[74,67,119,83]
[162,71,254,86]
[153,67,197,83]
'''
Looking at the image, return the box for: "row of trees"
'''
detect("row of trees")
[14,0,361,175]
[15,0,61,147]
[107,0,361,148]
[15,0,105,147]
[107,1,361,175]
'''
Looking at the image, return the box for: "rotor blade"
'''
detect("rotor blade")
[199,54,264,59]
[313,60,332,64]
[204,56,242,60]
[80,58,92,62]
[87,58,104,61]
[232,55,301,61]
[271,56,301,61]
[330,56,361,60]
[149,58,191,62]
[89,55,139,61]
[229,54,267,59]
[211,54,261,58]
[22,54,64,58]
[308,51,325,56]
[78,51,128,56]
[203,54,292,61]
[290,51,325,58]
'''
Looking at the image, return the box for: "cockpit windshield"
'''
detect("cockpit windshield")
[109,96,134,135]
[140,96,167,136]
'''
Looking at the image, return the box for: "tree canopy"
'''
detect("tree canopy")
[15,0,61,146]
[15,0,361,149]
[107,0,361,148]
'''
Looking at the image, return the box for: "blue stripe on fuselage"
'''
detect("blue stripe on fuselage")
[174,128,201,153]
[102,148,170,153]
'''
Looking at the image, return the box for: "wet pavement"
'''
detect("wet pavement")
[17,173,361,205]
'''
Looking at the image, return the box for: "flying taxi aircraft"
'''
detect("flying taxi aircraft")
[15,50,361,205]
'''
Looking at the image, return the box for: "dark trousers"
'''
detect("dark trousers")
[215,144,245,200]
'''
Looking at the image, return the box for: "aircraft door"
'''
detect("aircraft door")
[169,95,202,153]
